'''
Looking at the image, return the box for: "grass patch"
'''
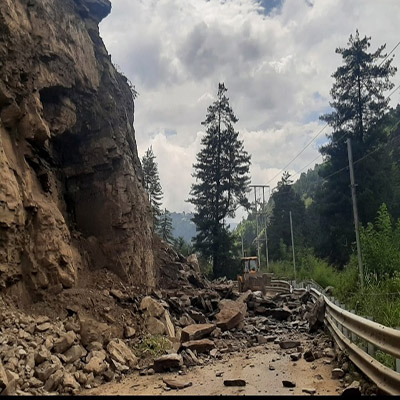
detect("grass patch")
[133,335,172,358]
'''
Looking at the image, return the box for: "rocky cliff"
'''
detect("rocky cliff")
[0,0,156,301]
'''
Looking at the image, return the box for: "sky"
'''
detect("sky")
[99,0,400,222]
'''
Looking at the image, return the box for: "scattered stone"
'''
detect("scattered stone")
[302,388,316,394]
[282,380,296,388]
[124,326,136,339]
[341,380,361,396]
[140,296,165,318]
[332,368,345,379]
[180,324,216,342]
[102,369,114,382]
[210,349,218,357]
[36,323,51,332]
[145,317,166,336]
[216,300,247,331]
[162,377,192,390]
[63,345,87,364]
[269,365,275,371]
[63,372,80,391]
[153,354,183,373]
[44,370,64,392]
[307,296,325,332]
[53,331,76,354]
[163,310,176,338]
[35,362,58,382]
[79,316,111,346]
[290,352,302,361]
[110,289,129,302]
[181,339,215,353]
[107,339,138,368]
[223,379,246,387]
[304,350,315,362]
[279,340,301,349]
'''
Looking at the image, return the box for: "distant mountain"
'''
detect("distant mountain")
[170,212,239,243]
[170,212,196,243]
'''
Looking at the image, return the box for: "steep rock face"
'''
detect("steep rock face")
[0,0,155,299]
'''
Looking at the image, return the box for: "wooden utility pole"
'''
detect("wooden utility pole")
[347,138,364,288]
[289,211,296,280]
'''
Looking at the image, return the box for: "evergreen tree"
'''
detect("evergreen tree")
[316,31,396,266]
[268,172,306,260]
[142,146,163,229]
[188,83,251,278]
[158,208,174,244]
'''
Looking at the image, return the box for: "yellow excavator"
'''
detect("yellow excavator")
[237,256,273,294]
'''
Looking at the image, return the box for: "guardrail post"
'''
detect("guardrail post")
[396,328,400,372]
[366,317,376,358]
[334,300,343,332]
[341,304,349,338]
[350,310,357,342]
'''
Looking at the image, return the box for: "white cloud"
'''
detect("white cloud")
[100,0,400,220]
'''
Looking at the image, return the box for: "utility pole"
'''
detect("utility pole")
[262,187,269,270]
[250,184,270,270]
[253,187,261,265]
[347,138,364,288]
[289,211,296,280]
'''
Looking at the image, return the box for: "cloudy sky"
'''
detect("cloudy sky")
[99,0,400,221]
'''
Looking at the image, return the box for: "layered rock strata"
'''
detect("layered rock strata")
[0,0,155,299]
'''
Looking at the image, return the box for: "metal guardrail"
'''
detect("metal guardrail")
[307,285,400,395]
[265,280,291,293]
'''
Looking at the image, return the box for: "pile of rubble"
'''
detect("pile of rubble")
[0,261,375,396]
[0,296,141,395]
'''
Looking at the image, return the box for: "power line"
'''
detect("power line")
[378,41,400,67]
[267,41,400,186]
[266,123,329,185]
[321,126,400,181]
[388,84,400,100]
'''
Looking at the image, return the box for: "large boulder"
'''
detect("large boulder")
[140,296,165,318]
[106,339,138,369]
[181,339,215,353]
[216,300,247,331]
[53,331,77,354]
[79,315,112,346]
[145,317,166,336]
[187,254,200,273]
[153,354,183,373]
[180,324,216,343]
[306,296,325,332]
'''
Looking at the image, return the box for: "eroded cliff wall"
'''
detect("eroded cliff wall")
[0,0,156,300]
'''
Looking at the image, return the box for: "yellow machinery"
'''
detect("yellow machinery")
[237,256,273,294]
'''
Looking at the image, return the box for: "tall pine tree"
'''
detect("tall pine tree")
[158,208,174,244]
[142,146,163,229]
[316,30,396,266]
[188,83,251,278]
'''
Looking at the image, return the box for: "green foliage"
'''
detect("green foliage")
[142,146,163,229]
[360,203,400,279]
[172,236,194,257]
[315,31,396,266]
[158,208,174,245]
[268,172,306,261]
[133,335,172,358]
[188,83,251,278]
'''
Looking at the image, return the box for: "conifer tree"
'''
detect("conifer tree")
[142,146,163,229]
[188,83,251,278]
[316,30,396,265]
[158,208,174,244]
